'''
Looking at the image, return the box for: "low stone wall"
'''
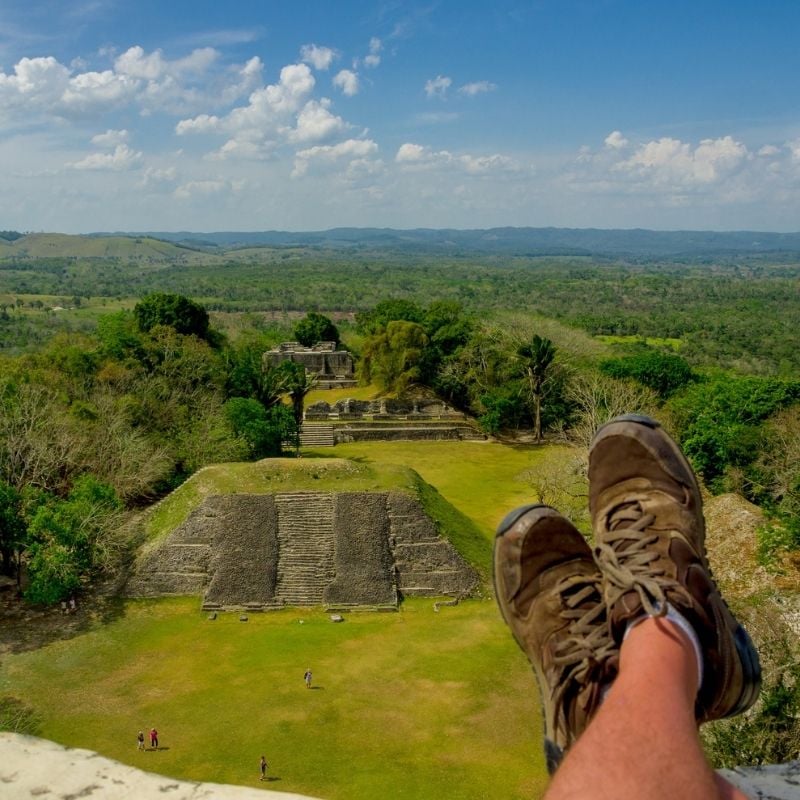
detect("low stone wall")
[305,397,465,421]
[127,490,478,609]
[335,426,466,443]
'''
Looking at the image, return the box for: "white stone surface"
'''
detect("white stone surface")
[719,762,800,800]
[0,733,321,799]
[3,731,799,799]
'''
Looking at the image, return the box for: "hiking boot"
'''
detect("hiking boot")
[589,413,761,722]
[494,504,618,774]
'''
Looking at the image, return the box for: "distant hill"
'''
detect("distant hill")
[3,227,800,261]
[0,233,212,263]
[132,226,800,258]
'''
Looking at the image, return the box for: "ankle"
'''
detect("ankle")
[625,603,703,691]
[621,615,701,704]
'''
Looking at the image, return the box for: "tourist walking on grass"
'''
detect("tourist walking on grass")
[260,755,268,781]
[304,668,312,689]
[137,731,145,751]
[149,727,158,749]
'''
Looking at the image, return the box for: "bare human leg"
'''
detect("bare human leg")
[544,616,749,800]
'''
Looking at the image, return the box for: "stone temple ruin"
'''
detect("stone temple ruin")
[126,491,479,610]
[299,398,486,446]
[264,341,356,389]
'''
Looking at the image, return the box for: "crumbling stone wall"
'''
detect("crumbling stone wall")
[125,500,216,597]
[388,492,478,597]
[264,341,354,378]
[204,495,279,606]
[324,493,396,607]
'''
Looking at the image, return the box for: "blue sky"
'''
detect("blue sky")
[1,0,800,233]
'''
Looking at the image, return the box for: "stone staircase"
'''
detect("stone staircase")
[274,492,336,605]
[299,424,335,447]
[457,426,487,441]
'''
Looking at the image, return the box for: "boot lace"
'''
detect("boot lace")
[593,500,692,617]
[551,573,617,736]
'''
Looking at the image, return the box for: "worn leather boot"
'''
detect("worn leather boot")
[494,504,618,773]
[589,413,761,722]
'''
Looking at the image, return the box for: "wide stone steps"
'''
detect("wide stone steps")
[458,427,487,440]
[274,492,335,605]
[299,425,335,447]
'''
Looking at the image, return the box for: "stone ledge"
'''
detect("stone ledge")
[3,734,798,798]
[719,761,800,799]
[0,733,320,799]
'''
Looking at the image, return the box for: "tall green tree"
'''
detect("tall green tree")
[360,321,429,394]
[0,482,25,582]
[134,293,211,342]
[224,342,289,409]
[25,476,123,604]
[600,350,696,399]
[224,398,294,458]
[355,299,423,335]
[281,362,317,431]
[294,312,339,347]
[518,334,556,442]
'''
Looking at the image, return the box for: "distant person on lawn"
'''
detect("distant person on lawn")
[304,668,312,689]
[137,731,145,751]
[149,727,158,749]
[260,755,268,781]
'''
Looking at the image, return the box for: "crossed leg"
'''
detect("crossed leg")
[544,616,749,800]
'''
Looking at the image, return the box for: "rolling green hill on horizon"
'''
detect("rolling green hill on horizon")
[4,226,800,261]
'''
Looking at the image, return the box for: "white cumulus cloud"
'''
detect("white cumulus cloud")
[425,75,452,98]
[139,166,177,186]
[68,143,142,171]
[300,44,337,71]
[616,135,747,186]
[396,143,428,163]
[458,80,496,96]
[0,46,261,124]
[364,37,382,68]
[90,129,129,148]
[289,99,349,143]
[396,142,518,174]
[333,69,359,96]
[114,45,217,80]
[604,130,629,150]
[292,137,378,177]
[173,179,230,199]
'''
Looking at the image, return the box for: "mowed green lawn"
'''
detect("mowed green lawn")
[307,440,584,539]
[2,438,586,797]
[1,597,549,800]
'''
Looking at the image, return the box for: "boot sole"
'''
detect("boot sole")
[493,503,572,774]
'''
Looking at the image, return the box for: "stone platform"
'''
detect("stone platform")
[126,491,479,610]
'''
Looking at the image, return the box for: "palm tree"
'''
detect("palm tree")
[282,362,317,452]
[517,334,556,442]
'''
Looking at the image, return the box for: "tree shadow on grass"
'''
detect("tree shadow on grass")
[0,594,128,656]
